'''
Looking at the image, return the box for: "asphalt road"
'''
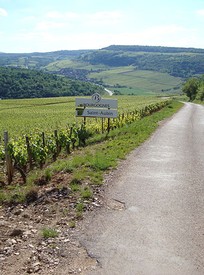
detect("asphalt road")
[80,102,204,275]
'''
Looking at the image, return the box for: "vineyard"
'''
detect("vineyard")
[0,96,170,184]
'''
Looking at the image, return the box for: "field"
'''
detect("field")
[44,60,183,96]
[0,95,169,139]
[44,59,109,71]
[88,67,183,95]
[0,94,172,188]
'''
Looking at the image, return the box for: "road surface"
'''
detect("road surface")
[79,102,204,275]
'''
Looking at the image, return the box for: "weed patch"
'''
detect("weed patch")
[42,228,59,239]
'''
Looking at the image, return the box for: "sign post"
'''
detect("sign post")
[75,93,118,132]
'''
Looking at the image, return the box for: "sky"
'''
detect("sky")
[0,0,204,53]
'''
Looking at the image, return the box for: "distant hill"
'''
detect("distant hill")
[0,50,91,70]
[103,45,204,53]
[79,45,204,78]
[1,45,204,79]
[0,45,204,97]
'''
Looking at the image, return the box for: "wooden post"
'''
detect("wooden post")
[83,116,86,126]
[107,118,110,133]
[4,131,13,184]
[106,105,111,133]
[26,136,33,169]
[42,132,45,147]
[54,130,60,155]
[102,118,104,133]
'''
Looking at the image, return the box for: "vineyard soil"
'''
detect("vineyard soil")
[0,172,102,274]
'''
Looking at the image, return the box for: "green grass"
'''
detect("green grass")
[80,187,93,199]
[44,59,109,71]
[193,99,204,105]
[45,59,80,71]
[69,221,76,228]
[42,228,59,239]
[75,202,85,218]
[0,183,38,204]
[112,87,155,96]
[89,68,183,95]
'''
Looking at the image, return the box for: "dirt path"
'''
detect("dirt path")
[78,102,204,275]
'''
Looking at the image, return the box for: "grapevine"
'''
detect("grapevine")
[0,99,170,183]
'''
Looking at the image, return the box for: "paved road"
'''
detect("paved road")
[80,102,204,275]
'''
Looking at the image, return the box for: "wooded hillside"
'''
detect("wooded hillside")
[0,67,103,99]
[80,45,204,78]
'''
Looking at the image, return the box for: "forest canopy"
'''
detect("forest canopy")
[0,67,104,99]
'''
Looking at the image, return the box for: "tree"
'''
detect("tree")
[182,77,199,101]
[195,83,204,101]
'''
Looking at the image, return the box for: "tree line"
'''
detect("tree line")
[0,67,104,99]
[103,45,204,54]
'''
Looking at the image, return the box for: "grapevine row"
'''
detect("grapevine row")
[0,100,170,183]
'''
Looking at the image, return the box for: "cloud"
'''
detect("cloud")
[197,9,204,16]
[36,11,82,31]
[44,10,124,28]
[32,10,124,35]
[30,24,191,50]
[46,11,63,19]
[0,8,7,16]
[75,24,197,49]
[46,11,79,20]
[125,24,198,48]
[86,11,124,27]
[140,24,186,37]
[35,21,65,31]
[89,11,123,21]
[20,15,36,23]
[3,25,203,53]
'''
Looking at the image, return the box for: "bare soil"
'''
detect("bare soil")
[0,171,107,275]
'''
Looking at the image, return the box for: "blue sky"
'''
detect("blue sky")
[0,0,204,53]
